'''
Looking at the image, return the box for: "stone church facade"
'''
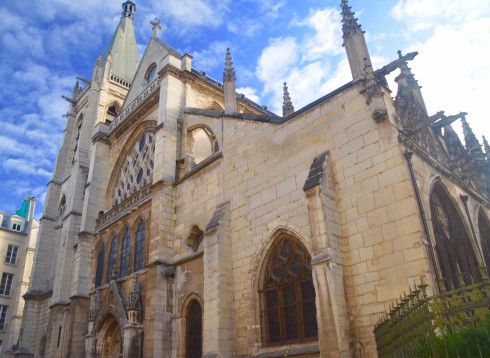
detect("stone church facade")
[12,1,490,357]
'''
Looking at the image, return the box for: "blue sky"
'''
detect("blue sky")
[0,0,489,218]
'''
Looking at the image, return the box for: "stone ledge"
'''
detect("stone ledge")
[177,151,223,184]
[239,344,320,357]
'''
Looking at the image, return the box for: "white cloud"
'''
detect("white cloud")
[390,0,490,140]
[3,158,53,179]
[192,41,231,72]
[256,7,348,114]
[237,87,260,103]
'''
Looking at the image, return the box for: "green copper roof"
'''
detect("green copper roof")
[102,8,140,83]
[15,197,33,221]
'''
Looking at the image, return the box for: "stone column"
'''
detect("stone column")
[122,324,144,358]
[202,202,233,357]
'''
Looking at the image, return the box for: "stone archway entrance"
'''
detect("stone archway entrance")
[96,314,122,358]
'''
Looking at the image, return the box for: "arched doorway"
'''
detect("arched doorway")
[96,314,122,358]
[478,209,490,268]
[186,300,202,358]
[429,183,480,288]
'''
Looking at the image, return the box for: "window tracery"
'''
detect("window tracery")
[95,243,105,288]
[112,132,155,207]
[429,183,479,288]
[260,236,317,345]
[107,236,118,283]
[134,221,145,272]
[120,230,131,278]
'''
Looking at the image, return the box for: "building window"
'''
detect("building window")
[106,103,120,123]
[72,116,83,164]
[120,229,131,278]
[186,300,202,358]
[430,183,479,288]
[5,245,18,265]
[112,131,155,207]
[478,209,490,268]
[134,221,145,272]
[107,236,118,283]
[95,243,105,288]
[145,64,157,84]
[0,273,13,296]
[260,236,317,345]
[0,305,8,330]
[58,195,66,219]
[12,223,21,231]
[187,126,219,166]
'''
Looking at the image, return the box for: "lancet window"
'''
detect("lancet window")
[95,243,105,288]
[107,236,118,283]
[429,183,479,288]
[120,229,131,278]
[72,115,83,164]
[186,300,203,358]
[112,131,155,207]
[134,221,145,272]
[260,235,318,345]
[478,209,490,268]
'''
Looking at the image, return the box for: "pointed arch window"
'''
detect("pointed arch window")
[186,300,202,358]
[107,236,118,283]
[112,131,155,206]
[72,115,83,164]
[134,222,145,272]
[95,243,105,288]
[478,209,490,268]
[120,230,131,278]
[429,184,479,288]
[260,236,317,345]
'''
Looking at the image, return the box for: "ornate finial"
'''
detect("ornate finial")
[121,1,136,20]
[282,82,295,117]
[223,48,236,83]
[397,50,402,59]
[127,275,143,324]
[341,0,361,38]
[150,17,162,38]
[461,116,482,155]
[72,80,80,97]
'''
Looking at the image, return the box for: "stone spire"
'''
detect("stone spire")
[341,0,372,81]
[282,82,294,117]
[101,1,140,83]
[461,117,482,155]
[223,48,237,114]
[443,124,464,159]
[127,275,143,324]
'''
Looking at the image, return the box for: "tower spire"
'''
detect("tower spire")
[341,0,372,81]
[283,82,294,117]
[223,48,237,114]
[121,1,136,20]
[461,117,482,155]
[101,1,140,83]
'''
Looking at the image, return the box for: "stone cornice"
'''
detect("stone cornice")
[23,289,53,301]
[399,132,490,208]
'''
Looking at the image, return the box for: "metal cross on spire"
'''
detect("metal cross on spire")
[150,17,162,38]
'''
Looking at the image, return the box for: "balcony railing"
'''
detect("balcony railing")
[96,185,152,230]
[374,270,490,358]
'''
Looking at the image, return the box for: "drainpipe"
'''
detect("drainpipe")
[404,150,441,283]
[459,195,486,267]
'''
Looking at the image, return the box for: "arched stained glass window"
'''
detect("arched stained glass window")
[186,300,202,358]
[120,230,131,278]
[260,236,317,345]
[95,243,105,288]
[430,183,479,288]
[112,131,155,206]
[134,222,145,272]
[107,236,118,283]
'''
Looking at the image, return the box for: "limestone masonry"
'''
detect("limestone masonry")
[10,1,490,357]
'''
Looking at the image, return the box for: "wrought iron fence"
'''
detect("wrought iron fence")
[374,269,490,357]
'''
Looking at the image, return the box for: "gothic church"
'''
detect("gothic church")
[12,1,490,357]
